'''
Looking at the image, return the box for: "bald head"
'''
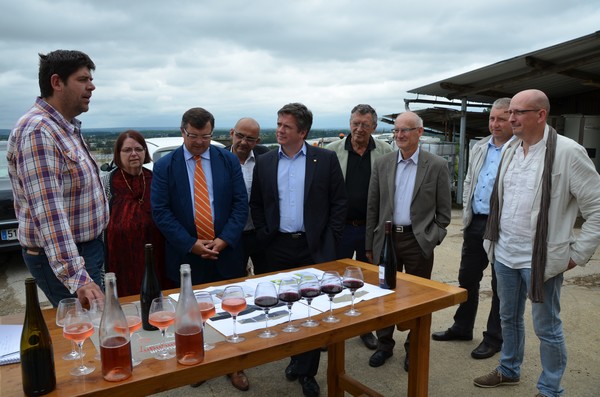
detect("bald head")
[230,117,261,162]
[509,89,549,147]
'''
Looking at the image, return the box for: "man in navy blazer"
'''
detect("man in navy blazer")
[151,107,248,286]
[250,103,347,397]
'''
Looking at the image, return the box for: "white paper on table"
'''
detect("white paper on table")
[168,268,394,337]
[309,282,394,313]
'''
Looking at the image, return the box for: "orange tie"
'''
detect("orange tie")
[193,155,215,240]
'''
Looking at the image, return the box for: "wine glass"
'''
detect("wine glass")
[342,266,365,316]
[299,274,320,327]
[277,278,301,333]
[254,282,279,338]
[89,298,104,360]
[221,286,247,343]
[195,291,216,351]
[320,271,343,323]
[121,303,142,366]
[62,308,95,376]
[56,297,84,360]
[148,297,176,360]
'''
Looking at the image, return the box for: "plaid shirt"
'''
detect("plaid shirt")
[7,97,109,293]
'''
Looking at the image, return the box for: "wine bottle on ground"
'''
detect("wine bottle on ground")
[20,278,56,396]
[99,273,133,382]
[140,243,162,331]
[175,264,204,365]
[379,221,397,289]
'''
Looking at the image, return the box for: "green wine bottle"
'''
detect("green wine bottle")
[20,278,56,396]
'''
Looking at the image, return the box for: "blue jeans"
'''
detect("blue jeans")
[494,260,566,397]
[23,238,105,307]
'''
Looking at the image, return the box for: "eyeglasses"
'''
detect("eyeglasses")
[351,122,374,129]
[234,131,259,143]
[508,109,540,116]
[121,147,145,154]
[183,127,212,141]
[391,127,418,134]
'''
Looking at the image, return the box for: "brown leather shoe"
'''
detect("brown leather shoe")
[228,371,250,391]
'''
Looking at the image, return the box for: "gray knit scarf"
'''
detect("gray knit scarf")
[484,127,557,303]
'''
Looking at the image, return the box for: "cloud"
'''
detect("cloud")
[1,0,598,129]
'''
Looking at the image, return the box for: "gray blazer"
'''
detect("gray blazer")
[366,149,452,262]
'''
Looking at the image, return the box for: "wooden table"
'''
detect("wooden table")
[1,259,466,397]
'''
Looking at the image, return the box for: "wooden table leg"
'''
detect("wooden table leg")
[328,340,345,397]
[407,314,432,397]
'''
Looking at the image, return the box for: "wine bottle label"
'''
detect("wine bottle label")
[379,265,389,289]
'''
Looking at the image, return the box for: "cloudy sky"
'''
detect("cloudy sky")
[1,1,598,130]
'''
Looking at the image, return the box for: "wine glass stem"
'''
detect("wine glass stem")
[329,298,334,315]
[264,310,269,330]
[232,315,237,338]
[77,341,85,370]
[71,341,78,355]
[287,304,293,324]
[351,292,356,310]
[307,302,312,320]
[161,329,167,355]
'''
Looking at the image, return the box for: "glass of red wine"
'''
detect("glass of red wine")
[320,271,343,323]
[299,274,321,327]
[342,266,364,316]
[221,286,247,343]
[254,282,279,338]
[62,308,95,376]
[278,278,301,333]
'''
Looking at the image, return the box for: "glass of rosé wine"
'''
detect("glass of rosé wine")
[221,286,247,343]
[148,297,176,360]
[62,308,95,376]
[195,291,216,351]
[120,303,142,366]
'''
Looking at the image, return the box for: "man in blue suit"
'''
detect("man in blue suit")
[250,103,347,397]
[151,107,248,286]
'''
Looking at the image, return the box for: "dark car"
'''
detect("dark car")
[0,141,20,253]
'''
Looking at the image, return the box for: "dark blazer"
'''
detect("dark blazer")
[250,144,347,263]
[366,149,452,261]
[151,144,248,284]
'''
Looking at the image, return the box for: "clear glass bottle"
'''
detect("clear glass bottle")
[379,221,397,289]
[174,264,204,365]
[140,243,161,331]
[20,278,56,396]
[99,272,133,381]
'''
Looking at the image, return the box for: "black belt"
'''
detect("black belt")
[278,232,306,239]
[393,225,413,233]
[346,219,366,226]
[242,229,256,235]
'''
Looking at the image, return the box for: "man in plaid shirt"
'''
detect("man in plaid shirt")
[7,50,108,307]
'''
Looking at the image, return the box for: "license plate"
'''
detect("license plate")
[1,228,18,241]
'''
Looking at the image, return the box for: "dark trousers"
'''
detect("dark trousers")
[242,230,268,275]
[336,224,369,263]
[376,231,434,354]
[450,214,502,348]
[266,233,320,377]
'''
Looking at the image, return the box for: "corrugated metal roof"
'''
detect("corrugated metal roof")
[408,31,600,104]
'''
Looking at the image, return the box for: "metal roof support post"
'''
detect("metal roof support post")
[456,98,467,205]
